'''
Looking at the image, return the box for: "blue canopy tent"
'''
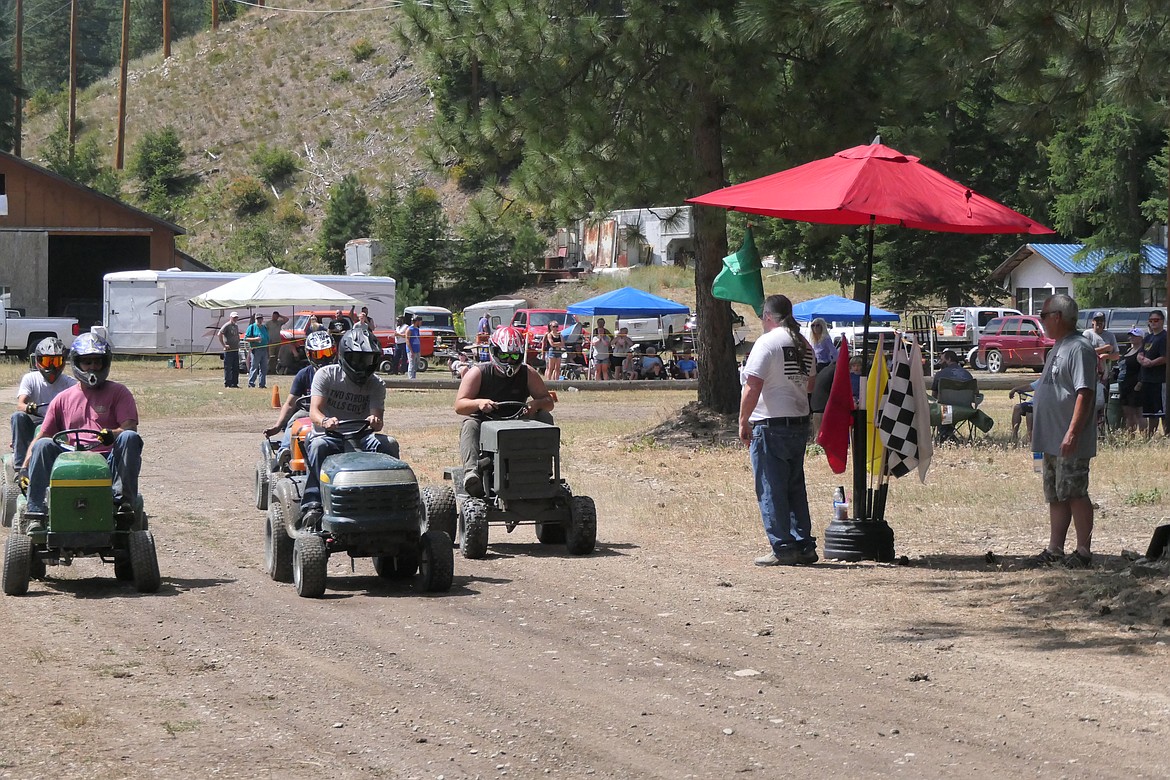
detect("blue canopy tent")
[566,286,690,318]
[792,295,899,324]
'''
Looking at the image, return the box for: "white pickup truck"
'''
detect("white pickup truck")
[619,312,690,348]
[0,309,79,356]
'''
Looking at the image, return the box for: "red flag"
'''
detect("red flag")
[816,340,854,474]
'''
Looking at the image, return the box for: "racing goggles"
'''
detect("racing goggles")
[37,355,65,369]
[306,345,335,362]
[497,350,524,362]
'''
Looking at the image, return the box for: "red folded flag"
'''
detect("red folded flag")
[816,340,854,474]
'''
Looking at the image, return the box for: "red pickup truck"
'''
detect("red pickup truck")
[276,310,397,374]
[977,315,1054,373]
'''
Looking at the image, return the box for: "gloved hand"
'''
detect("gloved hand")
[264,426,281,438]
[97,428,116,446]
[25,402,37,415]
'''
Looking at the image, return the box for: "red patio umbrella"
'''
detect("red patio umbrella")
[687,141,1055,539]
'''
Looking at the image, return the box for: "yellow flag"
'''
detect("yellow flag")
[864,334,889,474]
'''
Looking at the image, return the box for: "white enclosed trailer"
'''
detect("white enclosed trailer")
[102,270,396,354]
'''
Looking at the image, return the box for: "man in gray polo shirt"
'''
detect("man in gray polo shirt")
[1026,293,1098,569]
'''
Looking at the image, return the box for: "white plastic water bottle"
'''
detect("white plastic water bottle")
[832,485,849,521]
[1032,452,1043,473]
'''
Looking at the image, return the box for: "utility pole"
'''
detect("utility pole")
[115,0,131,169]
[68,0,79,148]
[212,0,219,32]
[13,0,23,155]
[163,0,171,58]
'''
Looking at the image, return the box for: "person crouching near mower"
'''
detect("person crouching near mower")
[454,326,555,497]
[22,333,142,533]
[12,337,77,482]
[299,327,399,528]
[264,330,337,455]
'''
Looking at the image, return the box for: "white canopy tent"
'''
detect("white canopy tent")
[188,267,359,310]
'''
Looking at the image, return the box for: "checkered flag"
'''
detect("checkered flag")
[878,336,933,482]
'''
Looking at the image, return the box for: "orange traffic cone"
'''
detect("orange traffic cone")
[271,385,280,408]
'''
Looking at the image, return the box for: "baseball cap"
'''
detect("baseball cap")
[229,311,239,319]
[1091,310,1106,320]
[1129,327,1145,338]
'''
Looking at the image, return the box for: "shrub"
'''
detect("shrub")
[227,176,270,217]
[274,198,307,228]
[250,144,299,186]
[330,69,352,84]
[351,38,375,62]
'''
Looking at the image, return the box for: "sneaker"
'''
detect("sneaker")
[1062,550,1093,569]
[463,470,484,498]
[300,502,323,529]
[754,548,813,567]
[798,547,819,565]
[115,501,137,517]
[1020,548,1065,569]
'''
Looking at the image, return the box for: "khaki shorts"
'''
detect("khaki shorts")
[1041,455,1091,503]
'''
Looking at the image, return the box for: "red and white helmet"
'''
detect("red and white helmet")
[488,326,526,377]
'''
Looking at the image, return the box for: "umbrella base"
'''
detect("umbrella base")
[823,518,895,563]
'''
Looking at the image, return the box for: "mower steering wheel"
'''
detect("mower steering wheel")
[322,418,374,439]
[485,400,529,421]
[52,428,105,452]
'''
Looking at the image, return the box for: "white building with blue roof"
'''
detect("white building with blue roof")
[991,243,1167,314]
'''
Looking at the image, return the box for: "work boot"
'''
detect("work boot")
[23,509,47,534]
[463,470,484,498]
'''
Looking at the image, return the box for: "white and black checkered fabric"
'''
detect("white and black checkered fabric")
[878,343,920,479]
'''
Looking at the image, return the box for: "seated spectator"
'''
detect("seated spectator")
[1009,380,1038,445]
[932,349,977,444]
[640,346,667,380]
[676,351,698,379]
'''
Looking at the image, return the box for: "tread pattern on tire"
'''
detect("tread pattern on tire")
[293,535,328,598]
[418,529,454,592]
[421,485,457,541]
[460,498,489,559]
[566,495,597,555]
[129,530,162,593]
[255,459,270,511]
[1,471,16,528]
[266,499,294,583]
[3,533,32,595]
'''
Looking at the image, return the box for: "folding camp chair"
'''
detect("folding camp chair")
[934,377,987,443]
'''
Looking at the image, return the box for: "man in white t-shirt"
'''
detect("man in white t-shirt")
[738,295,817,567]
[11,337,77,476]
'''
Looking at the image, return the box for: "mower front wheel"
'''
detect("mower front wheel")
[255,459,270,511]
[0,474,17,528]
[566,495,597,555]
[421,485,457,542]
[418,530,454,592]
[129,530,161,593]
[293,535,328,598]
[265,501,294,583]
[3,533,33,595]
[459,498,489,559]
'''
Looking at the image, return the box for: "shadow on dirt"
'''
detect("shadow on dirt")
[30,575,232,598]
[473,541,637,560]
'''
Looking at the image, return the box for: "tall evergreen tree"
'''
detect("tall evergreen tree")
[373,183,448,297]
[319,174,373,274]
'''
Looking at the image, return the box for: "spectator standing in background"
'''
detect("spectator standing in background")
[245,314,270,389]
[394,316,410,375]
[809,318,837,372]
[590,326,612,380]
[266,311,289,365]
[407,315,423,379]
[1137,309,1167,437]
[219,312,241,388]
[1117,328,1145,432]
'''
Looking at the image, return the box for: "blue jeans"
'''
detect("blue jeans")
[223,350,240,387]
[408,349,420,379]
[26,430,144,513]
[301,432,400,508]
[750,423,815,554]
[10,411,40,471]
[249,350,269,388]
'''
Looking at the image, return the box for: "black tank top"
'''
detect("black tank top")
[474,363,529,420]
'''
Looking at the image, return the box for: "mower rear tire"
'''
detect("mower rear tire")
[255,459,270,511]
[418,530,454,592]
[422,485,457,542]
[459,498,489,559]
[3,533,32,595]
[293,535,328,598]
[129,530,161,593]
[566,495,597,555]
[265,501,294,582]
[1,473,16,528]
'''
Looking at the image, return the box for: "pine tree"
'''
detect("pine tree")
[375,183,448,297]
[318,174,373,274]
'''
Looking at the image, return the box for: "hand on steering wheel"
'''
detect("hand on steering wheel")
[52,428,106,452]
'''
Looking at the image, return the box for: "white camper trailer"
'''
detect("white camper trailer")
[102,270,396,354]
[461,298,528,336]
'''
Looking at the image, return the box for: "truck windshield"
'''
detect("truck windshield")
[415,313,453,329]
[529,312,577,328]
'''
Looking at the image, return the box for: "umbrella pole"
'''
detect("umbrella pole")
[852,216,876,521]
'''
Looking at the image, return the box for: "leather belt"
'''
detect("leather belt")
[753,415,810,427]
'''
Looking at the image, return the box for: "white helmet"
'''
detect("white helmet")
[489,326,526,377]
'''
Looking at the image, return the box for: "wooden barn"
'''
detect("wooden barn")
[0,151,200,319]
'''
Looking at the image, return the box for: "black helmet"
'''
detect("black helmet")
[304,330,337,367]
[70,332,112,387]
[33,337,67,383]
[337,327,380,384]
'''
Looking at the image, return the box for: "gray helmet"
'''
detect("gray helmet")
[337,327,380,384]
[33,337,67,383]
[70,332,112,387]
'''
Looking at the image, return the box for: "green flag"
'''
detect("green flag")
[712,226,764,316]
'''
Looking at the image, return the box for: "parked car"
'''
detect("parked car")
[1075,307,1162,341]
[977,315,1054,372]
[684,313,749,346]
[509,309,580,364]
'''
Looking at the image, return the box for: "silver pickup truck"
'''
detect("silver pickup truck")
[0,309,79,356]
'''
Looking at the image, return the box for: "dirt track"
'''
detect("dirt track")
[1,402,1168,779]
